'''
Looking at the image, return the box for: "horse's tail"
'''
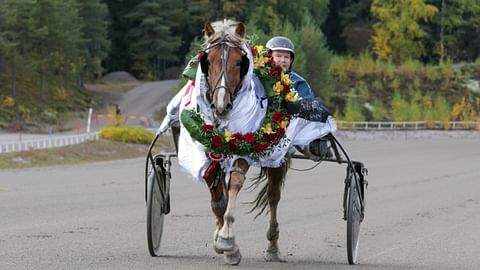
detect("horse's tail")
[246,157,291,219]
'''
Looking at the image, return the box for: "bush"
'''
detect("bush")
[343,91,365,122]
[99,125,154,144]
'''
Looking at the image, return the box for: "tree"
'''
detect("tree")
[247,0,279,34]
[0,0,37,98]
[78,0,110,84]
[127,0,182,79]
[426,0,480,62]
[299,15,332,99]
[103,0,143,73]
[371,0,438,63]
[33,0,83,95]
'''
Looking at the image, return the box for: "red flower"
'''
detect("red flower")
[244,132,255,143]
[278,128,285,135]
[251,47,257,57]
[233,133,244,141]
[202,124,214,132]
[254,142,268,152]
[212,135,223,148]
[283,84,290,93]
[228,141,237,152]
[272,112,283,123]
[263,133,276,142]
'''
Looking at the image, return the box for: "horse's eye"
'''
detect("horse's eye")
[236,60,242,67]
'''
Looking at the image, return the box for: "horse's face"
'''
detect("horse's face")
[201,22,249,119]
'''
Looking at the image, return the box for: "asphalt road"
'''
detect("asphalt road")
[1,133,479,270]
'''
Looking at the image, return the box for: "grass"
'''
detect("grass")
[0,138,174,170]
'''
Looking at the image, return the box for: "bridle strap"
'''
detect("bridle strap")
[203,41,246,105]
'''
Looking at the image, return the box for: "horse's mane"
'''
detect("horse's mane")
[204,19,245,47]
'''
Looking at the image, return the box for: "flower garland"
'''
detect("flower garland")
[180,45,298,161]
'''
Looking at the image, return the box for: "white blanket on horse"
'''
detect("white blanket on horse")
[157,46,336,183]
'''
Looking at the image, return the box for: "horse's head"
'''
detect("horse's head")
[200,20,250,119]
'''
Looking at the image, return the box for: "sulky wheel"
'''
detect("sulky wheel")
[146,163,168,257]
[346,171,362,265]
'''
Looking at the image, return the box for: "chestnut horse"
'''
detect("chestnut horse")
[199,19,288,265]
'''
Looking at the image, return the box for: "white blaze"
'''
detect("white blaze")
[216,76,226,111]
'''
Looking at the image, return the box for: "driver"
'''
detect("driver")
[266,36,332,159]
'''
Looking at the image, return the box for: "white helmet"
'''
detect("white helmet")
[266,36,295,55]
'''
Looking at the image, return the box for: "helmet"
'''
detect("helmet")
[266,36,295,55]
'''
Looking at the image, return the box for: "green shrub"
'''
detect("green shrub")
[370,100,388,121]
[391,91,410,121]
[99,125,154,144]
[409,91,423,121]
[432,96,451,129]
[343,92,365,122]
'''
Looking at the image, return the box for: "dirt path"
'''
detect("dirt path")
[118,79,178,127]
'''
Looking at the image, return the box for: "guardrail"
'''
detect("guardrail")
[336,121,479,130]
[0,132,99,154]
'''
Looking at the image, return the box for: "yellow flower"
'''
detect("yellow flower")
[254,56,269,68]
[261,123,276,134]
[224,129,233,142]
[273,81,284,95]
[280,120,289,129]
[255,45,264,55]
[285,92,297,102]
[281,74,290,85]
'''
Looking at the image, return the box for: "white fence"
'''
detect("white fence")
[0,132,99,154]
[336,121,479,130]
[0,121,478,154]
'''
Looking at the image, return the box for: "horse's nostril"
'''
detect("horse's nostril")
[225,103,232,111]
[210,103,215,110]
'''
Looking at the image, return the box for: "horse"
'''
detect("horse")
[198,19,288,265]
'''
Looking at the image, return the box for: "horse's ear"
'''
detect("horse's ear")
[235,22,246,38]
[204,22,215,38]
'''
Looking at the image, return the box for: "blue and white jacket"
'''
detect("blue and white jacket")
[289,71,315,99]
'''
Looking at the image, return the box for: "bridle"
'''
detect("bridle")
[200,40,249,107]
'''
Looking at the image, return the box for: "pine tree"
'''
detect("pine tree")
[299,15,332,100]
[32,0,83,96]
[0,0,37,98]
[103,0,143,73]
[127,0,182,80]
[78,0,110,84]
[427,0,480,62]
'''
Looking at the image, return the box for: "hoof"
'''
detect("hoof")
[214,236,236,253]
[224,245,242,265]
[265,250,287,263]
[212,229,223,254]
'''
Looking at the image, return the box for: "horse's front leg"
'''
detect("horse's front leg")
[204,165,227,255]
[265,165,288,262]
[215,159,249,265]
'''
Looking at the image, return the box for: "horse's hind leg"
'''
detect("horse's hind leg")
[215,159,249,265]
[265,165,287,262]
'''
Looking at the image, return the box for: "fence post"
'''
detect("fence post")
[87,108,93,133]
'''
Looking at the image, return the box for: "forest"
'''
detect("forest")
[0,0,479,129]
